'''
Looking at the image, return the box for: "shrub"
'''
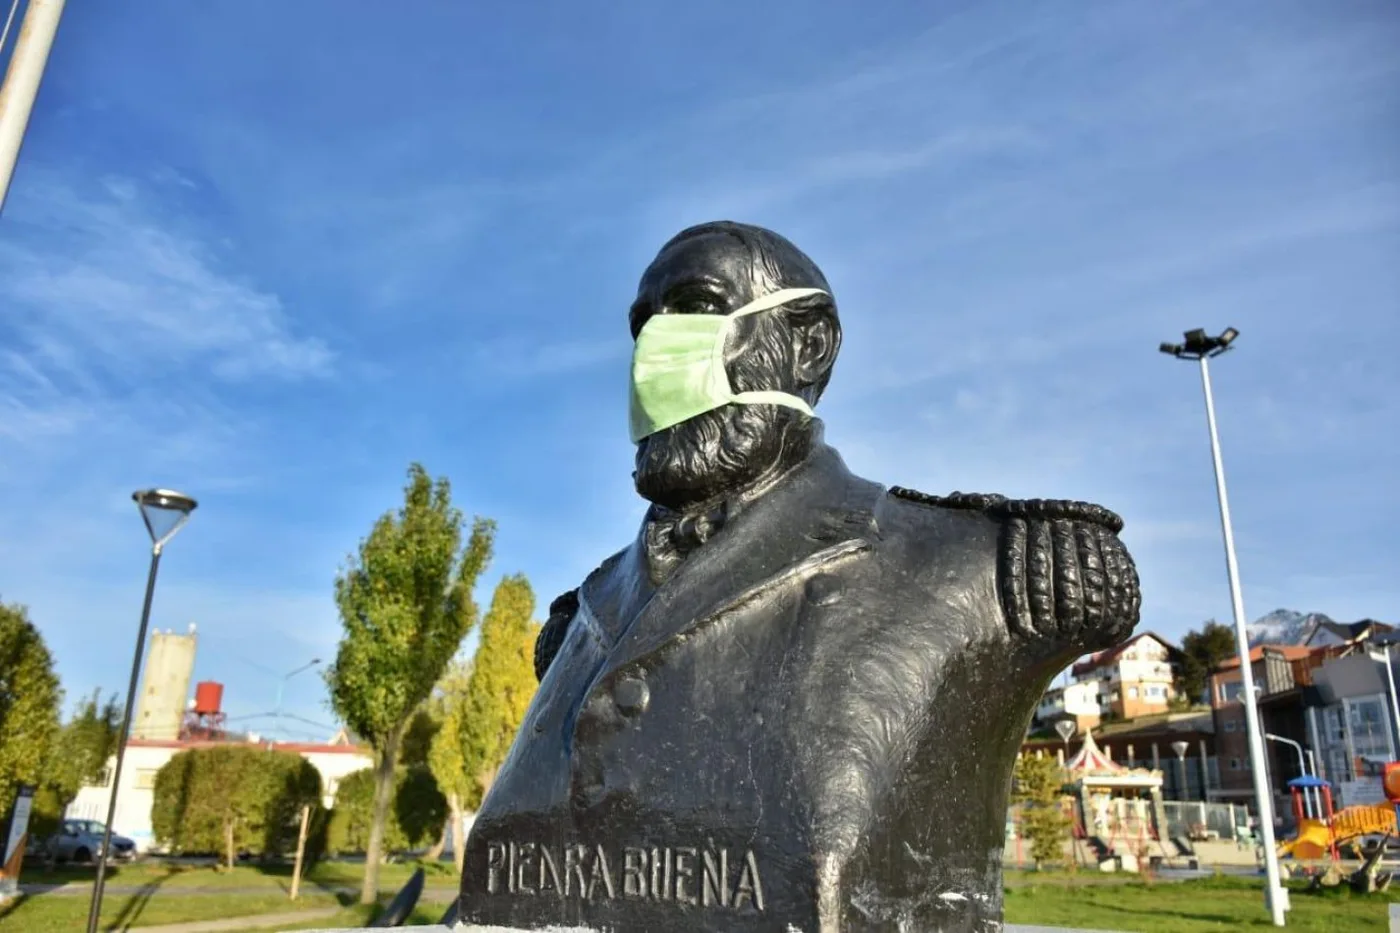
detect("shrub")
[327,765,445,856]
[152,745,321,867]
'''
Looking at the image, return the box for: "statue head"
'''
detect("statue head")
[629,221,842,510]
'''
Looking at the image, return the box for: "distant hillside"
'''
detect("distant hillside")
[1245,609,1335,647]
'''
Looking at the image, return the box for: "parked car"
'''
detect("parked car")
[43,819,136,863]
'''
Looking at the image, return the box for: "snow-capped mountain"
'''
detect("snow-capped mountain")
[1245,609,1336,647]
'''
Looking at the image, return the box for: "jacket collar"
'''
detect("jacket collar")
[580,430,881,669]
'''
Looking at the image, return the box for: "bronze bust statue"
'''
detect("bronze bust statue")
[459,222,1141,932]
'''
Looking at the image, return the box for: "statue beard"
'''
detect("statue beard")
[634,402,810,512]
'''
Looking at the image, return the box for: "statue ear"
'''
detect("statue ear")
[790,300,841,391]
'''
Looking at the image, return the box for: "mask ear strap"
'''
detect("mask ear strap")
[731,390,815,416]
[728,287,829,319]
[721,288,828,416]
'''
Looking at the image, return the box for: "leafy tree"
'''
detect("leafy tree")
[1013,754,1070,869]
[325,463,494,904]
[45,690,121,813]
[151,746,320,868]
[0,600,62,818]
[399,707,440,769]
[459,576,540,803]
[426,659,475,872]
[325,765,445,855]
[1177,621,1237,705]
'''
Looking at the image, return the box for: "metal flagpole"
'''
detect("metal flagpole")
[0,0,68,215]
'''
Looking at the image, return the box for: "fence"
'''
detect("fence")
[1161,800,1244,841]
[1005,800,1244,843]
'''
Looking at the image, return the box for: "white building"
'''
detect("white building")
[67,737,373,852]
[1034,680,1102,731]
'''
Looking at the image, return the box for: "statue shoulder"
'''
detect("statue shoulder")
[534,589,579,682]
[887,487,1140,650]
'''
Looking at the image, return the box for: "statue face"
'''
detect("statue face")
[630,232,808,510]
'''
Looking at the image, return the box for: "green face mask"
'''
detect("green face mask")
[629,287,828,443]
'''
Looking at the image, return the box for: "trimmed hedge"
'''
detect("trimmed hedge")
[152,745,321,866]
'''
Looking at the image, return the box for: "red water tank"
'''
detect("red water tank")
[194,681,224,715]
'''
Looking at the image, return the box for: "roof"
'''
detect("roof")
[1066,731,1121,773]
[1071,632,1180,677]
[1214,644,1313,671]
[1064,731,1163,788]
[128,737,369,754]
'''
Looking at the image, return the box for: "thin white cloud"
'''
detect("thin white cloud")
[0,172,333,394]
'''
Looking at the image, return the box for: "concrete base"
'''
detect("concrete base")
[295,918,1125,924]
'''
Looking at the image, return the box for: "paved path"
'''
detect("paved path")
[18,882,458,900]
[122,908,340,932]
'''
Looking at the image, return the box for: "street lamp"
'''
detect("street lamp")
[1265,734,1312,818]
[87,489,197,933]
[1054,719,1076,765]
[1160,328,1288,925]
[274,659,322,739]
[1171,740,1191,802]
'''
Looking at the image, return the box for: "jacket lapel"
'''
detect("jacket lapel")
[597,443,882,674]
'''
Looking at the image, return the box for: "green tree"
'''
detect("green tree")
[45,690,121,813]
[325,463,494,904]
[426,659,475,872]
[0,600,62,818]
[459,576,540,804]
[1013,754,1070,869]
[1177,621,1237,706]
[325,765,445,855]
[151,745,320,868]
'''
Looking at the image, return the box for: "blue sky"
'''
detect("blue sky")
[1,0,1396,739]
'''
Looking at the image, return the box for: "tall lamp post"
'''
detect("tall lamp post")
[273,659,321,739]
[86,489,197,933]
[1159,328,1287,925]
[0,0,69,215]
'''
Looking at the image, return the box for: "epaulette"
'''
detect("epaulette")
[534,589,579,682]
[888,487,1123,534]
[889,486,1139,647]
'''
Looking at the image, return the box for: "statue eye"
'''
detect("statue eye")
[678,294,721,315]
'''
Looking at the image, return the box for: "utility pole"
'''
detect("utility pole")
[0,0,68,215]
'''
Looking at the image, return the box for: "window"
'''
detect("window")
[134,769,159,790]
[1224,720,1237,732]
[1229,758,1242,771]
[1128,687,1139,699]
[1221,682,1244,703]
[1147,686,1166,699]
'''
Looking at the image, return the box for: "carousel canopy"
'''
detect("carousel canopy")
[1065,730,1163,789]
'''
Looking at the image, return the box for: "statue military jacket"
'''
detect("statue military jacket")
[459,440,1140,933]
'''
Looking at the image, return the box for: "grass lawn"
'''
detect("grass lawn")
[1005,871,1400,932]
[0,858,459,932]
[6,861,1397,931]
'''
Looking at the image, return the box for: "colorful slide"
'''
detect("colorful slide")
[1279,805,1398,860]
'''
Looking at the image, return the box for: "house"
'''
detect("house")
[1305,650,1400,807]
[66,736,374,853]
[1067,632,1183,721]
[1305,618,1396,651]
[1034,680,1102,732]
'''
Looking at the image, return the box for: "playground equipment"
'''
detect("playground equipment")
[1058,731,1170,872]
[1277,774,1397,863]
